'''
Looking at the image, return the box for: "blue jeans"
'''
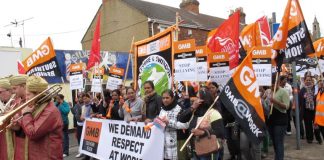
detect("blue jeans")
[268,125,287,160]
[63,124,69,155]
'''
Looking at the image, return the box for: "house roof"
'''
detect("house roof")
[121,0,225,30]
[81,0,230,43]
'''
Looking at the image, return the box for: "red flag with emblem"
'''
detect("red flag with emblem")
[208,11,240,69]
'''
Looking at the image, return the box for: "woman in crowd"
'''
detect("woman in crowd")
[159,89,189,160]
[179,89,225,160]
[177,88,191,109]
[267,76,290,160]
[106,89,123,120]
[208,82,219,100]
[299,75,317,143]
[143,80,163,121]
[119,87,144,122]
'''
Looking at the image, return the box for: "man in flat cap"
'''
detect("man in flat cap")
[14,76,63,160]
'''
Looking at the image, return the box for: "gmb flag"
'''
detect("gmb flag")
[22,37,62,80]
[219,50,266,144]
[313,38,324,55]
[271,0,314,61]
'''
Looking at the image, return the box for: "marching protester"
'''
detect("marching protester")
[220,99,240,159]
[13,76,63,159]
[260,86,271,158]
[0,78,14,160]
[179,89,225,160]
[207,82,223,115]
[175,89,191,160]
[315,79,324,144]
[9,74,28,160]
[279,75,293,136]
[119,87,144,122]
[79,93,99,160]
[73,93,85,158]
[299,74,317,144]
[177,88,191,109]
[143,80,163,122]
[267,76,290,160]
[159,89,189,160]
[55,94,71,157]
[93,92,105,117]
[106,89,123,120]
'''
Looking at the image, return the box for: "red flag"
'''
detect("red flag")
[256,16,271,46]
[17,60,25,74]
[208,11,240,69]
[87,13,101,70]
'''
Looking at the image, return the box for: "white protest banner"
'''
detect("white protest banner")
[91,78,102,93]
[106,67,124,90]
[79,119,164,160]
[196,46,208,82]
[69,63,84,90]
[251,47,272,86]
[173,39,197,82]
[208,52,230,86]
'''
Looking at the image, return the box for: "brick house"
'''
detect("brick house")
[81,0,246,52]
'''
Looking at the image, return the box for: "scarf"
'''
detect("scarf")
[143,91,156,103]
[305,85,314,110]
[161,99,177,111]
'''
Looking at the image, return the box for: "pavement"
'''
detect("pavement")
[64,122,324,160]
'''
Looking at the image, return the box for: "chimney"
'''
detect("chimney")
[236,7,246,24]
[180,0,200,14]
[229,7,246,24]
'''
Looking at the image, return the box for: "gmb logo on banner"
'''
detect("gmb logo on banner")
[82,121,103,154]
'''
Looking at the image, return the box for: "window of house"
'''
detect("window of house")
[159,24,169,32]
[188,29,192,35]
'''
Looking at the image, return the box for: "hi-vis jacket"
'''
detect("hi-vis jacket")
[315,92,324,126]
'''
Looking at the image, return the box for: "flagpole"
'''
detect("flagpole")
[269,72,279,115]
[185,81,188,95]
[180,96,219,151]
[124,36,135,86]
[291,61,301,150]
[172,12,180,92]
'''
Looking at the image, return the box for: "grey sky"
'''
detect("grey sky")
[0,0,322,50]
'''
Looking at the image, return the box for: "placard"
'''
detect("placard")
[79,119,164,160]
